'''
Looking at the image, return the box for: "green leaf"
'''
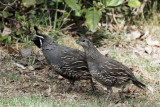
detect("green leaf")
[0,22,3,29]
[103,0,124,7]
[0,35,9,41]
[35,0,44,4]
[128,0,141,7]
[65,0,81,16]
[85,8,101,32]
[2,11,9,18]
[103,0,107,7]
[58,0,63,2]
[49,2,54,6]
[7,36,12,44]
[16,30,25,35]
[22,0,36,8]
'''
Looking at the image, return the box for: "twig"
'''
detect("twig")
[0,0,18,10]
[0,0,18,6]
[45,0,52,27]
[112,9,120,31]
[52,9,66,13]
[61,23,75,31]
[53,0,58,30]
[52,30,67,37]
[106,13,124,18]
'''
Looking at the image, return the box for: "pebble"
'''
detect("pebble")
[20,49,32,57]
[28,66,34,71]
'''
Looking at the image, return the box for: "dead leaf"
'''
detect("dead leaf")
[4,46,17,54]
[2,27,12,36]
[147,86,154,93]
[58,75,63,79]
[141,31,149,39]
[14,63,26,70]
[127,30,142,41]
[145,46,152,54]
[146,37,160,47]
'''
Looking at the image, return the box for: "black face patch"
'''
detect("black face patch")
[32,36,41,48]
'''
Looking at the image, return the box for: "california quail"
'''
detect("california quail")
[32,26,96,92]
[77,37,145,101]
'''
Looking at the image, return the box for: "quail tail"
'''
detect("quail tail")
[132,80,146,89]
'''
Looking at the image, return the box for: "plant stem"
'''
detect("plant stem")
[53,0,58,30]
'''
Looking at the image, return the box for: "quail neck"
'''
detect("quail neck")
[41,37,57,49]
[84,44,101,61]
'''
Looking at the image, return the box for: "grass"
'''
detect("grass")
[0,94,158,107]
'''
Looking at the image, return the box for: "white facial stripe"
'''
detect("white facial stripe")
[40,39,43,47]
[35,34,44,39]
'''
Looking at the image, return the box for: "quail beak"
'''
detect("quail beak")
[32,37,36,41]
[76,40,80,45]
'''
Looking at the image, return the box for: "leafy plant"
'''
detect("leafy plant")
[0,35,12,45]
[20,0,142,32]
[85,8,101,32]
[128,0,141,8]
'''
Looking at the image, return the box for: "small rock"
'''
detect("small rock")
[20,49,32,57]
[38,56,45,61]
[103,87,107,91]
[28,66,34,71]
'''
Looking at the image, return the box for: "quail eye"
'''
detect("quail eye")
[82,40,85,42]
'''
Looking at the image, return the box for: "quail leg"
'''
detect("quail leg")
[106,87,113,101]
[90,79,96,92]
[119,85,126,102]
[66,80,75,92]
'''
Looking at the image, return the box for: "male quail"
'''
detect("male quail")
[77,37,145,101]
[32,26,96,91]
